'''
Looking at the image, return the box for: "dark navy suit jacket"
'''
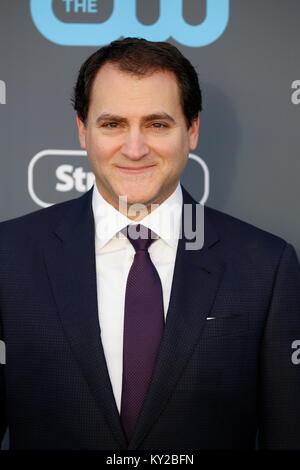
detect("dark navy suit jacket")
[0,185,299,450]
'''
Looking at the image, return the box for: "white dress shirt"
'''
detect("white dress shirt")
[92,183,183,413]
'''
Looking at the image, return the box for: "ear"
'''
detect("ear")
[76,115,87,150]
[188,114,200,151]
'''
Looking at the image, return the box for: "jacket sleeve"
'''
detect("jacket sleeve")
[0,316,7,448]
[257,242,300,449]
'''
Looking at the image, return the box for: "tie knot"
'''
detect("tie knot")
[124,224,159,252]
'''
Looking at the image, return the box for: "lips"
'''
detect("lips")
[116,165,155,174]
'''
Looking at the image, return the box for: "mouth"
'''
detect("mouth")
[116,165,156,175]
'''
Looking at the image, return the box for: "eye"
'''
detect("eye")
[151,122,167,128]
[102,122,119,128]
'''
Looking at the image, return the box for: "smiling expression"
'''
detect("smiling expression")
[77,62,199,217]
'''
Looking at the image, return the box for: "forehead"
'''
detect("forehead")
[88,63,183,116]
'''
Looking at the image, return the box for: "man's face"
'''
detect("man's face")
[77,62,199,214]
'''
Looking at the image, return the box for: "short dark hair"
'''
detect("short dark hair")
[72,37,202,128]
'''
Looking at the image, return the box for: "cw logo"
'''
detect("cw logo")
[30,0,230,47]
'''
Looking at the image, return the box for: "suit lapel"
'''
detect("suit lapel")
[43,188,127,449]
[43,185,225,450]
[128,186,225,449]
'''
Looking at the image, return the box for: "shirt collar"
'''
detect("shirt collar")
[92,183,183,250]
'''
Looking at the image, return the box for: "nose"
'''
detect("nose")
[120,129,149,160]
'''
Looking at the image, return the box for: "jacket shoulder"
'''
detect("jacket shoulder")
[205,205,287,257]
[0,193,88,246]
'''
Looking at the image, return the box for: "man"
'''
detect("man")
[0,38,300,450]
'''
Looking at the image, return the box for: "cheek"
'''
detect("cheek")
[162,141,189,166]
[87,138,116,163]
[153,140,182,160]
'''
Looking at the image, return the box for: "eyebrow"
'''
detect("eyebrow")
[95,112,176,125]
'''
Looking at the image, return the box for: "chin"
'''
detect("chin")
[124,195,154,207]
[117,187,157,205]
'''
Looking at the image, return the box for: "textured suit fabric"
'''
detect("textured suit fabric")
[0,185,299,450]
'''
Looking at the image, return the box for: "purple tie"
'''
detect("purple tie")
[120,224,165,441]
